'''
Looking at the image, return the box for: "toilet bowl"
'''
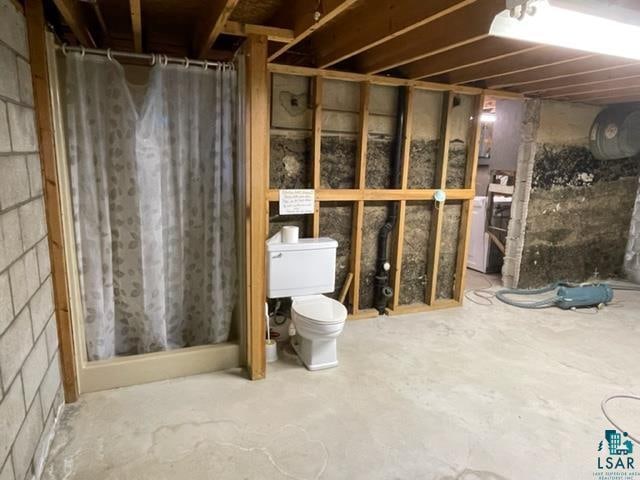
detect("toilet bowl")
[290,294,347,370]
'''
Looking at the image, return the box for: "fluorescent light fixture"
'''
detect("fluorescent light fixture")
[481,112,497,123]
[490,0,640,61]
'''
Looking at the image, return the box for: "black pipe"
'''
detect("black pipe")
[373,86,407,314]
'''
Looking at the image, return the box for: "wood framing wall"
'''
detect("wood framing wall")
[265,65,486,322]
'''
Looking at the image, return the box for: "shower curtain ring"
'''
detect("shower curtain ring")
[107,48,113,61]
[202,60,208,71]
[62,43,68,56]
[80,46,86,57]
[150,53,156,66]
[183,57,190,69]
[161,54,168,67]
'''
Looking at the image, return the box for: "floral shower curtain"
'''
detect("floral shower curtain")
[64,53,237,361]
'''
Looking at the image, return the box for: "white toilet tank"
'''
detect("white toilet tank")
[266,237,337,298]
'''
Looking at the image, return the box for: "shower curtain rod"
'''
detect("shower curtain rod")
[56,44,235,70]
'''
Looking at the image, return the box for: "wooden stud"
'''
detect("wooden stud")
[267,62,524,101]
[400,37,540,80]
[425,92,454,305]
[338,272,354,304]
[348,82,370,314]
[245,35,269,380]
[562,87,640,103]
[453,94,484,302]
[193,0,241,59]
[390,86,414,311]
[388,299,460,316]
[222,21,295,43]
[51,0,96,47]
[268,0,359,62]
[351,0,504,74]
[129,0,142,53]
[312,76,323,237]
[313,0,477,68]
[25,0,79,402]
[266,188,475,202]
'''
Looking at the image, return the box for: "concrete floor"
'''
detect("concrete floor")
[42,271,640,480]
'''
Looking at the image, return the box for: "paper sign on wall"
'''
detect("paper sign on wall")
[279,189,315,215]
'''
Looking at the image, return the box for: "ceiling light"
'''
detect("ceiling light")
[490,0,640,61]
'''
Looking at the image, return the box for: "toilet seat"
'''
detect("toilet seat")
[291,295,347,324]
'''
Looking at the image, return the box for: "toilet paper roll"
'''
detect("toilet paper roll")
[282,226,299,243]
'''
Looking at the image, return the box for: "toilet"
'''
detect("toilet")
[266,233,347,370]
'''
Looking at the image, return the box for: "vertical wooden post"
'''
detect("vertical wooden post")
[391,86,414,311]
[245,34,269,380]
[453,93,485,301]
[348,81,370,314]
[425,91,454,305]
[25,0,79,402]
[312,76,323,237]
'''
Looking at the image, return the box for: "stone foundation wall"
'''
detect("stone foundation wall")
[514,100,640,288]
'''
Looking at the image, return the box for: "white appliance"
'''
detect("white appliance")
[266,234,347,370]
[467,196,503,273]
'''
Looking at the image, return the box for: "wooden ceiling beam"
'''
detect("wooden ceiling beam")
[487,56,638,89]
[222,21,294,43]
[567,87,640,103]
[193,0,241,59]
[312,0,478,69]
[544,79,640,100]
[129,0,142,53]
[351,0,504,75]
[52,0,96,47]
[517,64,640,94]
[442,48,595,85]
[268,0,359,62]
[400,37,539,80]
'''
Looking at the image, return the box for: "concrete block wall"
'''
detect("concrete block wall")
[0,1,64,479]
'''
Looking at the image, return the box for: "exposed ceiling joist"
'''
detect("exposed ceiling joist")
[569,87,640,104]
[268,0,359,62]
[487,56,639,89]
[445,48,595,85]
[222,21,294,43]
[518,64,640,94]
[52,0,96,47]
[400,37,540,80]
[592,94,640,105]
[193,0,241,59]
[545,80,640,100]
[312,0,477,69]
[129,0,142,52]
[351,0,504,74]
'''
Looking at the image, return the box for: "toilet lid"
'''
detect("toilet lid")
[292,295,347,323]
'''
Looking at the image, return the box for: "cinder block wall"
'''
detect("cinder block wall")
[0,1,64,479]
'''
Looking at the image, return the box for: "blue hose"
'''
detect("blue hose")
[496,282,614,309]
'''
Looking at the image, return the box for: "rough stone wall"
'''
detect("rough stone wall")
[359,203,388,310]
[0,1,64,478]
[319,203,353,299]
[515,100,640,288]
[436,203,462,299]
[624,178,640,283]
[399,202,431,304]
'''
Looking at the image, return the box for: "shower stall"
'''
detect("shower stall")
[47,36,246,393]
